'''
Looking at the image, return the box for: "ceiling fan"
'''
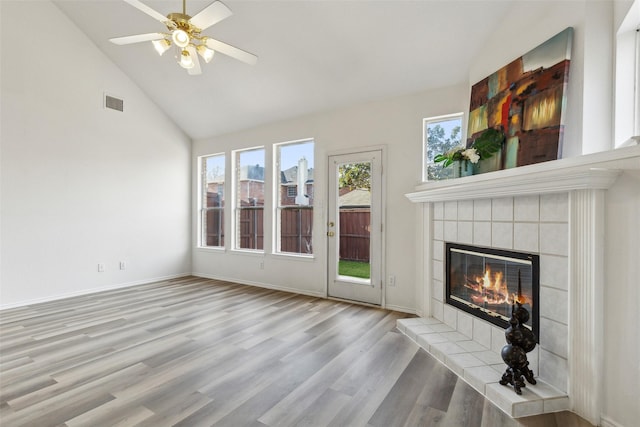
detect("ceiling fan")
[109,0,257,75]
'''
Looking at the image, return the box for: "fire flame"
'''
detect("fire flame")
[463,267,531,306]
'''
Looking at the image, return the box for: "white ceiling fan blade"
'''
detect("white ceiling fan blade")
[205,38,257,65]
[110,33,165,45]
[190,1,232,31]
[123,0,168,24]
[186,46,202,75]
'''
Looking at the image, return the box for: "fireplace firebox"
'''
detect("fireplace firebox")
[445,243,539,340]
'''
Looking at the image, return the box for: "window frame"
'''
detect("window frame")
[198,152,226,249]
[232,146,266,252]
[422,112,464,181]
[614,0,640,147]
[273,138,315,257]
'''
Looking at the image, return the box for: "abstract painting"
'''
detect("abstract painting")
[467,27,573,172]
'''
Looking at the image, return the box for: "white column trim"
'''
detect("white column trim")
[568,189,605,425]
[414,203,424,317]
[422,203,433,318]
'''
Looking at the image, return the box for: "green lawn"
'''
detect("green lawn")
[338,260,371,279]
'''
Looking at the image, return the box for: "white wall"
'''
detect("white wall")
[193,83,468,312]
[603,171,640,427]
[0,1,192,308]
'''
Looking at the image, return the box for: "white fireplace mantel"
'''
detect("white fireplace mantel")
[403,144,639,424]
[406,144,639,203]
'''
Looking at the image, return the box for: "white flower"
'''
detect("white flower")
[462,148,480,164]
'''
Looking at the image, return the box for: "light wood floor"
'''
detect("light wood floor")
[1,277,593,427]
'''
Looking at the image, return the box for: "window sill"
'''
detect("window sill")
[195,246,226,253]
[271,252,315,261]
[195,247,316,261]
[230,249,265,256]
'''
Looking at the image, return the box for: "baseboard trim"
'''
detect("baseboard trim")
[384,304,417,315]
[192,272,326,299]
[2,273,417,315]
[327,296,382,309]
[600,416,624,427]
[0,273,190,311]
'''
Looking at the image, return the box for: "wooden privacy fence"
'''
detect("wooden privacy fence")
[339,208,370,262]
[239,207,264,250]
[205,207,266,250]
[205,192,224,246]
[204,209,224,246]
[280,207,313,254]
[204,202,370,261]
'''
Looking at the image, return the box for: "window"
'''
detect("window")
[274,140,314,255]
[234,147,265,250]
[423,113,463,181]
[200,153,225,247]
[614,0,640,147]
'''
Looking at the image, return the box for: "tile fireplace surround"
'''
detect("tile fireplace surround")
[403,144,640,424]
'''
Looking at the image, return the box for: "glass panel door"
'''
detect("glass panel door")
[327,150,382,305]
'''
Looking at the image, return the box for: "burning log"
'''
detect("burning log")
[463,277,508,304]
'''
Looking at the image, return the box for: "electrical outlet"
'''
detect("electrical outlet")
[259,261,264,270]
[98,263,105,272]
[119,261,126,270]
[388,275,396,287]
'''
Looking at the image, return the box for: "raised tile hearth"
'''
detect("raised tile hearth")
[396,317,568,418]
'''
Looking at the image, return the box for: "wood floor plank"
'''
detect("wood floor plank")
[288,388,352,427]
[435,379,485,427]
[326,332,419,427]
[368,350,441,427]
[258,310,402,426]
[64,398,155,427]
[0,277,593,427]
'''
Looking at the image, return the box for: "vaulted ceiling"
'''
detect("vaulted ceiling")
[53,0,515,140]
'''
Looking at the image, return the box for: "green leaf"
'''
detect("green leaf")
[339,163,371,190]
[472,128,504,159]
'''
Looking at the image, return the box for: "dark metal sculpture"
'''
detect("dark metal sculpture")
[499,271,537,394]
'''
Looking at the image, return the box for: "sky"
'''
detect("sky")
[205,141,315,181]
[428,116,463,145]
[279,141,314,169]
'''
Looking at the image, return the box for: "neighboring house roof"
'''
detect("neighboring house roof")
[208,165,316,185]
[281,165,314,184]
[339,188,371,207]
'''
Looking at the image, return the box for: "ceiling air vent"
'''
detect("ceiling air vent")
[104,94,124,112]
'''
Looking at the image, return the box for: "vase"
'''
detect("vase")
[452,160,473,178]
[473,151,503,175]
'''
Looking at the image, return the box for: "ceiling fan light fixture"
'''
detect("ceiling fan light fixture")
[172,29,190,48]
[152,39,171,56]
[111,0,257,74]
[179,49,195,69]
[196,45,215,63]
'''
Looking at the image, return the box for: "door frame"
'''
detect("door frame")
[326,146,386,308]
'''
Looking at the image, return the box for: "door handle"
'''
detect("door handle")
[328,221,335,227]
[327,231,335,237]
